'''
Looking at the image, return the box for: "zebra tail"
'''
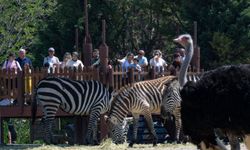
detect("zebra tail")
[31,87,38,125]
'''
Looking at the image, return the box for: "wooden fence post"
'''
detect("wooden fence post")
[17,70,25,113]
[150,67,156,79]
[75,0,92,144]
[98,19,109,142]
[128,68,134,85]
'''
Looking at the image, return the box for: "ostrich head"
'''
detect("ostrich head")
[173,34,193,50]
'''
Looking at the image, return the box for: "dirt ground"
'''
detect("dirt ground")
[0,142,248,150]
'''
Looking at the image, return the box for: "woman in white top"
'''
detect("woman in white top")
[43,47,60,73]
[60,52,72,69]
[2,52,22,73]
[66,51,84,70]
[43,47,60,67]
[149,50,167,74]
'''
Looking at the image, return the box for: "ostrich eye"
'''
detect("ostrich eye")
[183,36,189,40]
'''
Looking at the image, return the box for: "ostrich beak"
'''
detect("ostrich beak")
[173,37,181,43]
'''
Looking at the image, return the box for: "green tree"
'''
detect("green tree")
[0,0,57,64]
[179,0,250,68]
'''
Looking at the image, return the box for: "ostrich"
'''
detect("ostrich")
[181,64,250,150]
[161,34,241,150]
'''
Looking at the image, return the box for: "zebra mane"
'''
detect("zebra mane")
[110,85,131,108]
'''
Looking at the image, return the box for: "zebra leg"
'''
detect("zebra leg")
[85,111,100,145]
[143,111,158,146]
[173,107,182,143]
[43,118,55,144]
[128,114,140,147]
[225,131,240,150]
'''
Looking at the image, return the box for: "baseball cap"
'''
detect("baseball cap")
[48,47,55,51]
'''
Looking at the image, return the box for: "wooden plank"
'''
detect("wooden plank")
[0,106,72,118]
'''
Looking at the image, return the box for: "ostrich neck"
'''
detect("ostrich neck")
[179,43,194,87]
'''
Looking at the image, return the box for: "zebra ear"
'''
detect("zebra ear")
[110,116,119,125]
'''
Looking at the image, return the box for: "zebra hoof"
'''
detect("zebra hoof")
[92,140,99,145]
[128,142,134,147]
[153,142,157,147]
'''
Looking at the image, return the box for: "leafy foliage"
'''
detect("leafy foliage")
[0,0,57,64]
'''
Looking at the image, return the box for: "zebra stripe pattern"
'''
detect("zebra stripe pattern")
[31,76,110,144]
[161,74,201,143]
[107,75,176,147]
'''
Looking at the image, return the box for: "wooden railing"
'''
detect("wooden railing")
[0,65,199,106]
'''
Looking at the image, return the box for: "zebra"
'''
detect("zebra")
[160,73,200,143]
[161,73,241,149]
[31,76,110,145]
[106,75,176,147]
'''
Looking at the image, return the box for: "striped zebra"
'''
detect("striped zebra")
[31,76,110,145]
[106,75,176,147]
[161,74,241,149]
[160,73,200,143]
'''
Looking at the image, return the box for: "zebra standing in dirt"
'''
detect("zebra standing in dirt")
[106,75,176,147]
[160,74,200,143]
[31,76,110,145]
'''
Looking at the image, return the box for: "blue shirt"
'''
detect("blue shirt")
[135,56,148,67]
[16,57,32,68]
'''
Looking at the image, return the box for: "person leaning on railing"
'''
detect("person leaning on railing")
[43,47,60,73]
[66,51,84,70]
[16,48,33,97]
[149,50,168,77]
[1,52,22,99]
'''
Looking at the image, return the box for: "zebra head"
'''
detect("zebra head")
[161,79,181,119]
[105,115,128,144]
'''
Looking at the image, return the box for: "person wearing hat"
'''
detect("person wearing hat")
[66,51,84,69]
[15,48,32,69]
[43,47,60,71]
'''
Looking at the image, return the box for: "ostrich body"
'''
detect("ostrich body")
[181,64,250,150]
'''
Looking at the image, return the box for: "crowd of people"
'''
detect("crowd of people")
[116,48,186,81]
[1,47,186,77]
